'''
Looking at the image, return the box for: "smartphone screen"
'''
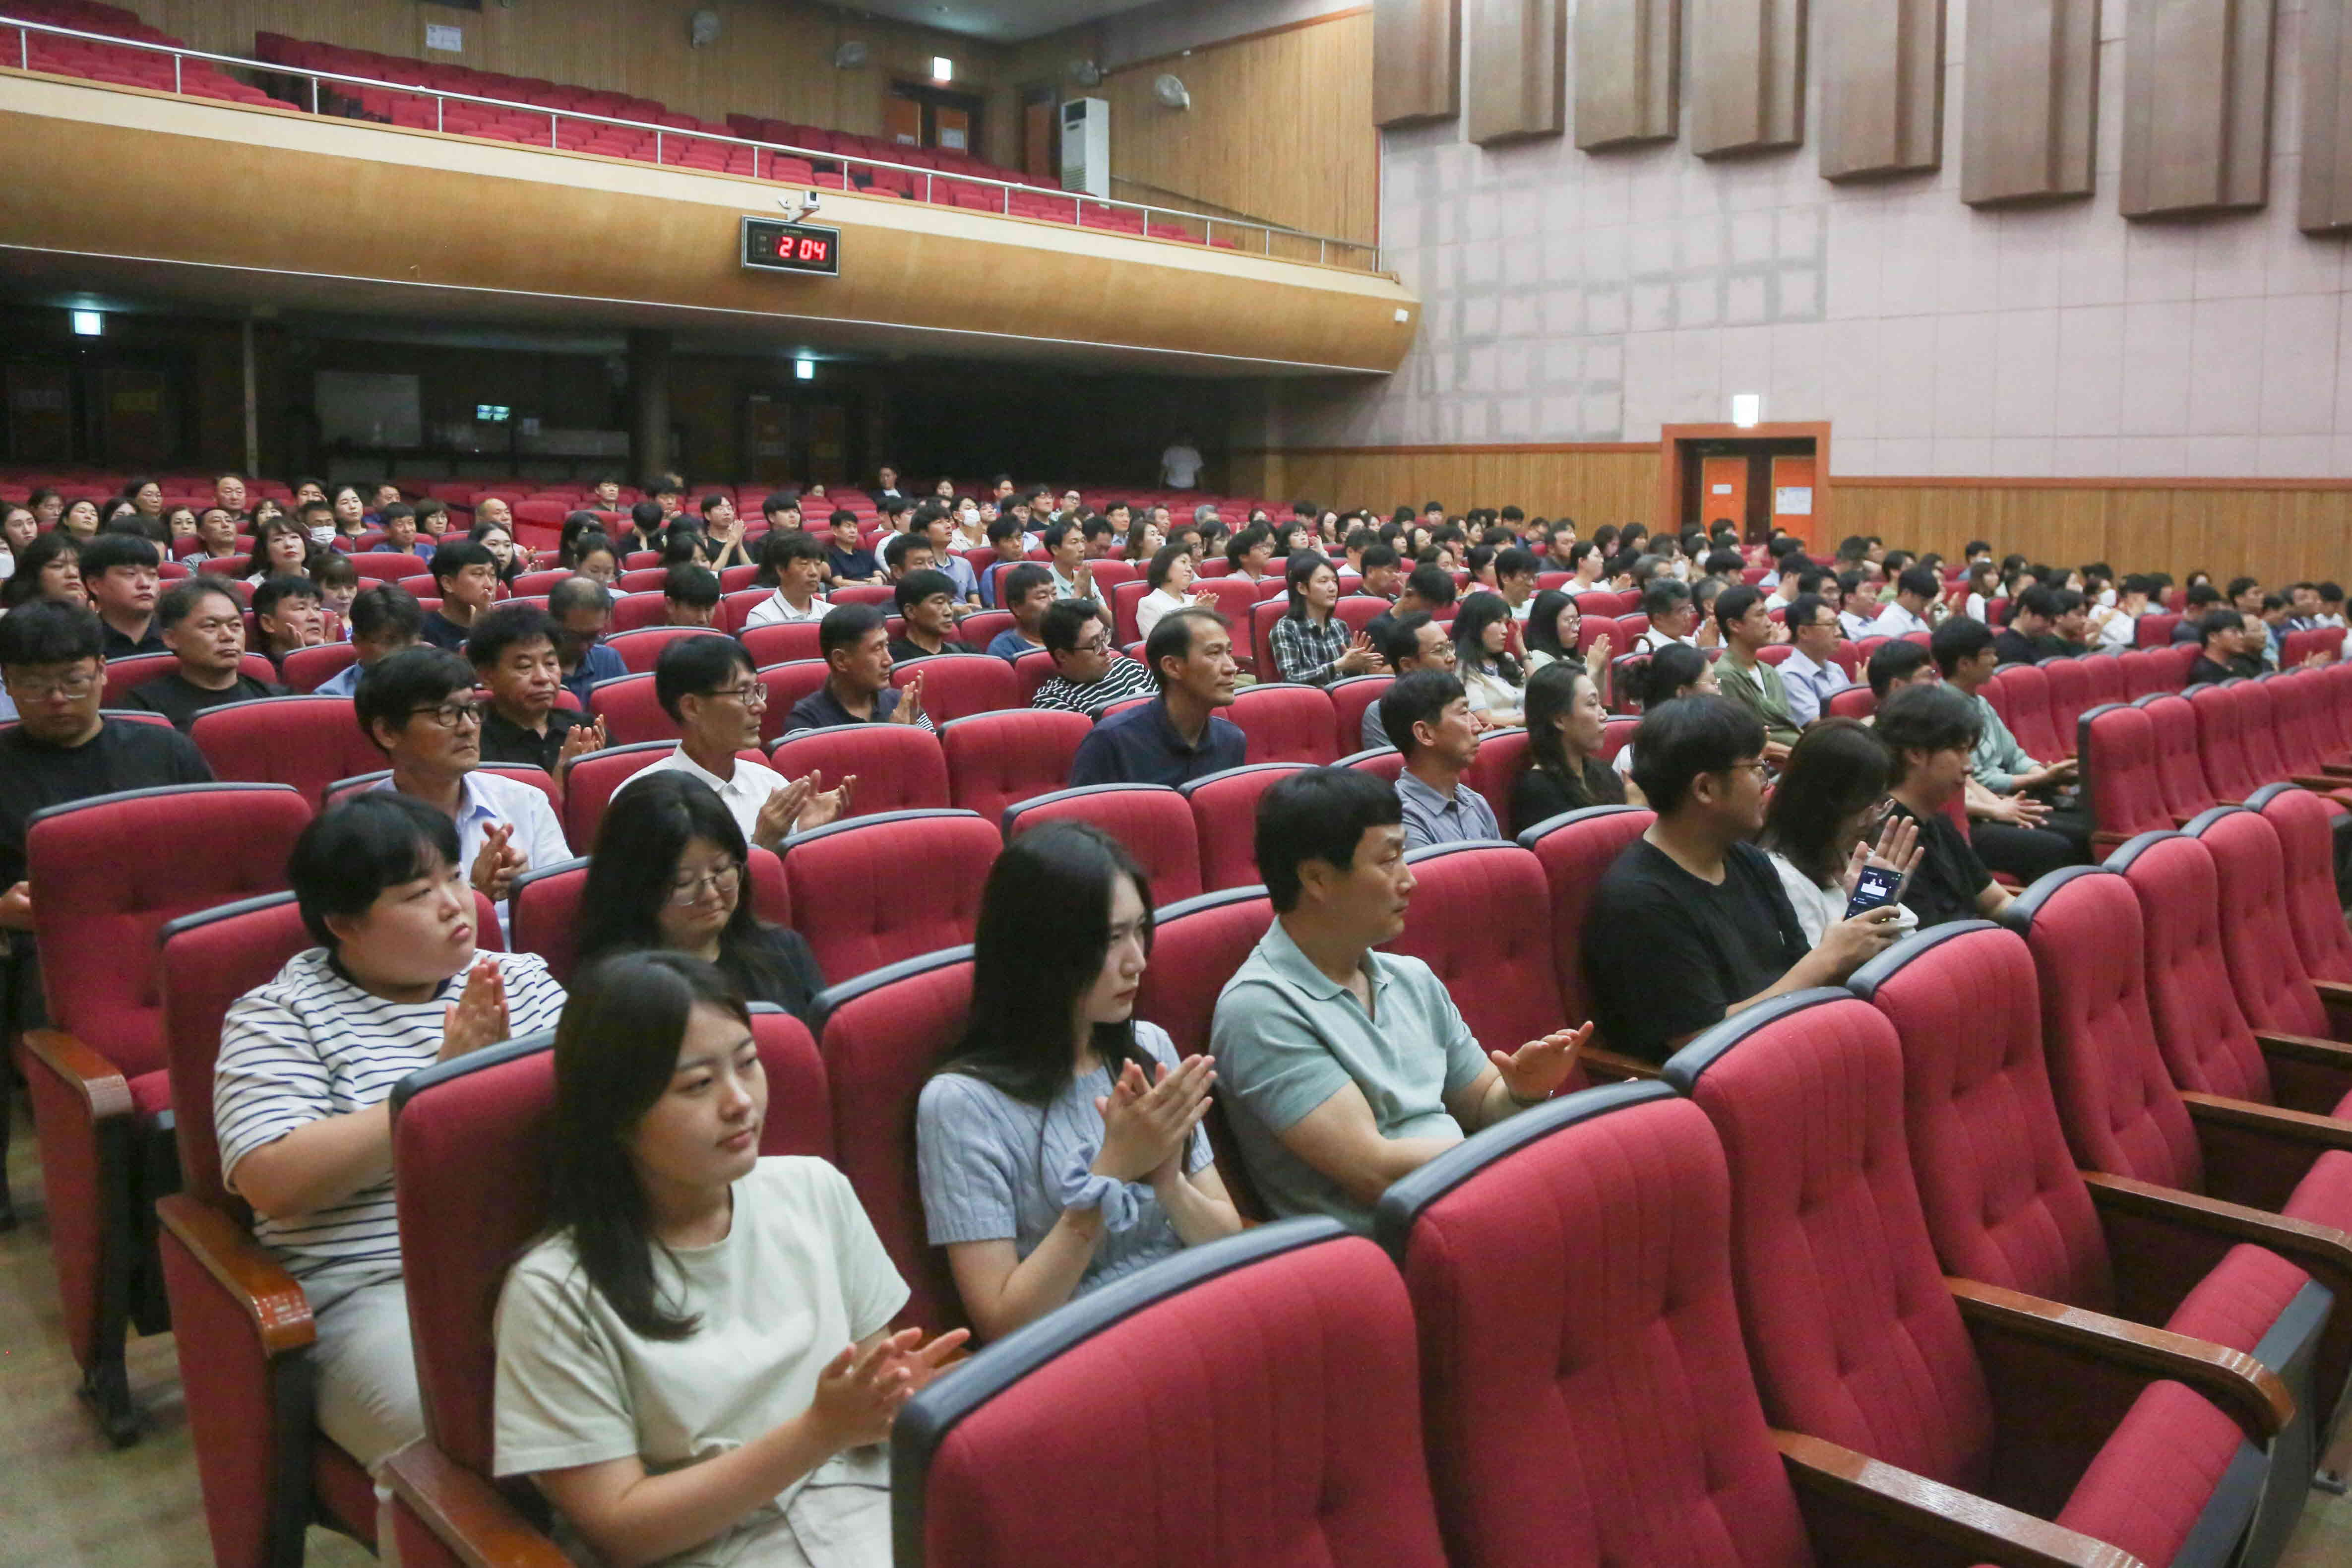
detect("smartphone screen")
[1845,864,1903,920]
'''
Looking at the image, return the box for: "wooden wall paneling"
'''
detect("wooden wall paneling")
[1240,446,1662,522]
[1818,0,1942,179]
[1688,0,1806,157]
[1374,0,1461,125]
[2119,0,2275,218]
[1960,0,2100,205]
[2301,0,2352,230]
[1466,0,1565,145]
[1575,0,1680,149]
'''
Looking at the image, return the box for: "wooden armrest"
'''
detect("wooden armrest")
[381,1441,571,1568]
[1772,1430,2142,1568]
[2310,979,2352,1021]
[19,1027,131,1119]
[2079,1170,2352,1312]
[1578,1046,1663,1082]
[2182,1090,2352,1154]
[155,1192,316,1357]
[1946,1276,2292,1443]
[2289,775,2350,793]
[2251,1028,2352,1074]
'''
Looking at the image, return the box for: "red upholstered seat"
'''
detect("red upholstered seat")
[189,694,384,805]
[1824,685,1875,722]
[2137,692,2218,825]
[1179,763,1307,892]
[278,641,358,693]
[2078,702,2172,853]
[781,810,997,984]
[2039,656,2091,756]
[2183,809,2352,1107]
[1227,681,1339,763]
[1327,674,1393,752]
[603,624,732,674]
[2251,784,2352,984]
[769,723,950,816]
[557,739,669,848]
[1459,727,1530,835]
[755,660,832,743]
[1341,744,1405,782]
[890,652,1017,722]
[1663,992,2266,1568]
[739,619,824,666]
[2120,827,2301,1105]
[896,1221,1447,1568]
[509,847,788,983]
[1389,843,1587,1098]
[2190,683,2262,804]
[938,708,1092,831]
[1519,806,1653,1057]
[2081,652,2129,712]
[808,949,972,1336]
[381,1005,826,1564]
[1001,784,1202,904]
[586,671,672,745]
[1997,662,2065,762]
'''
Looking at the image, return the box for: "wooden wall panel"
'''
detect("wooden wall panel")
[1575,0,1679,149]
[1374,0,1461,125]
[1098,11,1378,244]
[1241,445,1663,524]
[2301,0,2352,230]
[1818,0,1942,179]
[1688,0,1806,157]
[2118,0,2274,218]
[1467,0,1566,145]
[1961,0,2101,205]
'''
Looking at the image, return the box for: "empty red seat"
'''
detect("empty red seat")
[782,809,997,983]
[2251,783,2352,984]
[2181,809,2352,1107]
[2139,691,2220,824]
[1178,763,1307,892]
[768,722,949,816]
[1001,784,1203,903]
[2039,656,2092,756]
[2080,702,2173,850]
[1226,682,1339,764]
[1518,806,1654,1063]
[937,708,1092,831]
[1996,662,2066,762]
[888,653,1017,723]
[189,694,382,805]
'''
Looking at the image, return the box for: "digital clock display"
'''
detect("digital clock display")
[741,218,842,277]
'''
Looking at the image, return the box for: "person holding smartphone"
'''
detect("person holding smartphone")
[1758,719,1924,948]
[1875,684,2014,928]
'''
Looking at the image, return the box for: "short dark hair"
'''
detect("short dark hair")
[1641,578,1692,620]
[1040,598,1107,656]
[881,532,932,574]
[549,574,612,618]
[1786,592,1831,632]
[1380,669,1466,761]
[2227,576,2260,601]
[429,540,496,585]
[1867,639,1933,697]
[1495,545,1539,582]
[77,531,160,578]
[287,794,463,950]
[0,602,105,666]
[156,577,240,629]
[1381,611,1436,671]
[1637,643,1711,709]
[631,500,667,532]
[1359,541,1399,572]
[312,552,358,589]
[1143,605,1226,686]
[651,629,756,719]
[465,602,558,668]
[251,574,320,622]
[1713,583,1764,633]
[1704,549,1746,578]
[892,567,957,616]
[1929,615,1996,675]
[355,646,476,749]
[1402,563,1457,608]
[760,530,826,572]
[1629,694,1766,815]
[818,602,886,663]
[1043,520,1078,554]
[1255,766,1404,913]
[1874,683,1982,784]
[2199,608,2246,648]
[348,583,425,643]
[663,564,721,608]
[1002,562,1053,605]
[2014,584,2061,623]
[1145,543,1192,591]
[1897,564,1940,601]
[761,492,799,517]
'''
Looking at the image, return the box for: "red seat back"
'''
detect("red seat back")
[2135,692,2213,821]
[2268,671,2329,775]
[782,810,997,983]
[557,740,668,849]
[2114,829,2276,1104]
[603,625,731,674]
[1996,663,2064,761]
[2081,703,2170,844]
[938,709,1092,830]
[279,642,357,694]
[508,848,789,983]
[160,893,315,1210]
[349,552,427,580]
[607,592,667,633]
[1373,1086,1811,1568]
[2233,678,2296,786]
[392,1007,830,1479]
[739,620,823,666]
[1327,674,1393,752]
[2185,807,2333,1041]
[899,1224,1446,1568]
[2005,867,2205,1190]
[1248,598,1287,675]
[1179,763,1308,892]
[755,660,833,743]
[1010,648,1057,704]
[769,724,950,816]
[1135,886,1272,1061]
[2117,649,2167,700]
[1460,727,1529,836]
[1824,685,1875,722]
[190,695,383,805]
[1665,994,1998,1491]
[1342,745,1406,782]
[1388,844,1582,1085]
[1519,806,1654,1051]
[98,653,179,708]
[1850,924,2113,1311]
[2188,682,2259,803]
[890,653,1017,723]
[2080,652,2128,712]
[2038,657,2091,756]
[29,784,312,1076]
[2252,784,2352,984]
[1227,682,1338,764]
[1108,578,1150,644]
[719,587,772,632]
[1001,785,1203,904]
[586,672,672,745]
[1334,594,1390,638]
[809,949,972,1335]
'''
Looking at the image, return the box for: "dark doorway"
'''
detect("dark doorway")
[887,80,987,158]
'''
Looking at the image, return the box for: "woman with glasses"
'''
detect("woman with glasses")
[1757,719,1922,948]
[577,771,825,1023]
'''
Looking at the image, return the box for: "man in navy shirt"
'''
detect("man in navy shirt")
[824,509,881,585]
[784,604,934,734]
[1068,606,1244,787]
[548,574,627,708]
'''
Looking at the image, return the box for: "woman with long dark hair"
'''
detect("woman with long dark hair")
[1269,551,1382,687]
[1758,718,1922,946]
[918,822,1238,1341]
[1,532,85,611]
[1451,590,1527,726]
[1513,662,1625,828]
[577,772,825,1023]
[495,951,964,1567]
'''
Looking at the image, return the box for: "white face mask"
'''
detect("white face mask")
[308,525,337,546]
[2098,588,2117,607]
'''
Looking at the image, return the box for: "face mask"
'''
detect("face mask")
[309,525,336,546]
[2098,588,2117,607]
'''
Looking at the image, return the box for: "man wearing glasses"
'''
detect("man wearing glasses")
[0,604,213,1044]
[623,634,852,852]
[353,647,570,910]
[1030,600,1155,719]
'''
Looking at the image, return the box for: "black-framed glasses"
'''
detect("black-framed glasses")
[410,699,484,729]
[667,862,743,905]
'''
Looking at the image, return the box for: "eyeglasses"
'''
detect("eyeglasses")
[410,699,484,729]
[702,683,768,708]
[1073,633,1112,656]
[668,861,742,905]
[2,671,97,701]
[1718,759,1771,778]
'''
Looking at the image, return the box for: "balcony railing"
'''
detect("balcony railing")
[2,14,1382,270]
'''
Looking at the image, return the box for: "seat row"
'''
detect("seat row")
[2084,665,2352,845]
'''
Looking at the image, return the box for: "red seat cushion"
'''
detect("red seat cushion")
[127,1068,173,1122]
[2282,1148,2352,1234]
[2163,1243,2318,1358]
[2049,1380,2251,1568]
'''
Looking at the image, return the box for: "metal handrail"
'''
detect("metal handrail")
[1,14,1380,269]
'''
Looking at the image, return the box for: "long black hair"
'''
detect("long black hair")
[1524,589,1579,661]
[1523,661,1620,811]
[936,821,1158,1107]
[1759,718,1892,887]
[1451,591,1525,687]
[0,531,78,609]
[1281,550,1332,622]
[548,951,753,1339]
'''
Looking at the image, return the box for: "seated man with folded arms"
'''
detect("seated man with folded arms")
[986,564,1055,659]
[1031,598,1157,719]
[467,604,607,781]
[1583,695,1903,1065]
[1067,606,1244,787]
[742,531,831,630]
[316,583,424,698]
[214,793,564,1478]
[1212,768,1588,1225]
[129,578,284,730]
[1383,669,1498,848]
[628,634,852,851]
[662,563,722,627]
[354,648,572,909]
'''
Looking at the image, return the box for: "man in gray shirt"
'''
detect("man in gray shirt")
[1209,768,1587,1227]
[1381,670,1499,848]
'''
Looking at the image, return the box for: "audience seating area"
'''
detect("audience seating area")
[5,0,278,106]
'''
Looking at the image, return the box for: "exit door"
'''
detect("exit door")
[744,397,851,488]
[1699,457,1747,536]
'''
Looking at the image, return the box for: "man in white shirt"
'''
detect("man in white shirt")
[620,634,849,850]
[742,531,832,630]
[1632,579,1701,655]
[1776,593,1852,728]
[1159,436,1204,491]
[353,648,571,912]
[1865,565,1941,638]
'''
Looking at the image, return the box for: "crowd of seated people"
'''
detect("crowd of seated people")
[7,461,2352,1563]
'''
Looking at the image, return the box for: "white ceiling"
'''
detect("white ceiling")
[848,0,1166,44]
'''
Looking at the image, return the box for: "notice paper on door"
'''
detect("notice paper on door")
[1774,486,1813,515]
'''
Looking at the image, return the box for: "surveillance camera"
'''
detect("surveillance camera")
[778,191,822,223]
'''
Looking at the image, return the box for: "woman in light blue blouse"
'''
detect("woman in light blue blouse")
[916,822,1242,1340]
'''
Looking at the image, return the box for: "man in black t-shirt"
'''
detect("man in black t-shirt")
[128,579,285,731]
[1582,695,1901,1064]
[466,603,605,781]
[2186,609,2264,688]
[1993,585,2074,665]
[1877,683,2010,928]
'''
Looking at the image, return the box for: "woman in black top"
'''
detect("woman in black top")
[1513,661,1625,829]
[1875,683,2010,928]
[576,771,826,1024]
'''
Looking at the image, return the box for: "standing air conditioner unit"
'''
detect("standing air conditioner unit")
[1060,96,1109,198]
